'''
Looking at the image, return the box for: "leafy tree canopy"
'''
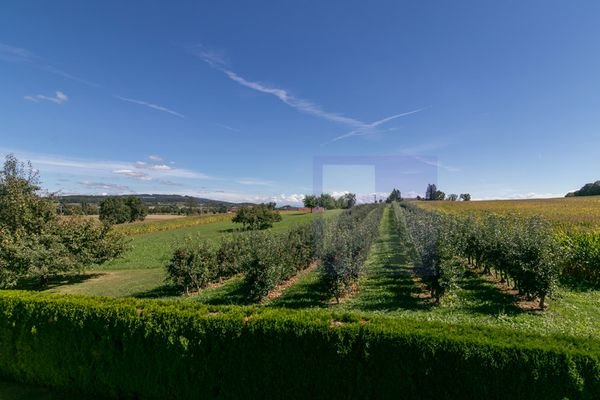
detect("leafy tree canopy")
[0,155,127,287]
[232,202,282,230]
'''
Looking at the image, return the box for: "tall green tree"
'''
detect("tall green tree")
[0,155,127,287]
[337,193,357,209]
[386,188,402,203]
[125,196,148,221]
[99,197,131,224]
[317,193,337,209]
[303,194,317,212]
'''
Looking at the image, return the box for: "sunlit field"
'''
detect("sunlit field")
[415,196,600,231]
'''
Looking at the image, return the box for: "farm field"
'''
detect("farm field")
[37,211,340,298]
[4,201,600,398]
[416,195,600,231]
[34,203,600,339]
[269,205,600,338]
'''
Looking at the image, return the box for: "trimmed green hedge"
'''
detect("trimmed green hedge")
[0,291,598,399]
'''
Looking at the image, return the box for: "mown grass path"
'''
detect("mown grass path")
[339,205,430,312]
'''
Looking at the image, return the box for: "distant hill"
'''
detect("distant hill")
[57,194,255,207]
[565,181,600,197]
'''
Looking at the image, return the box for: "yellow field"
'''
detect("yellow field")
[415,196,600,231]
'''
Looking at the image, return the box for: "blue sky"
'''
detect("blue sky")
[2,1,600,203]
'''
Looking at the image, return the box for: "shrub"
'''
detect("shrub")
[214,233,252,281]
[0,291,597,400]
[166,239,216,294]
[232,203,282,230]
[322,205,384,302]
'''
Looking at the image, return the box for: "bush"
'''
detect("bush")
[399,203,465,302]
[232,203,282,230]
[0,291,597,400]
[214,233,252,281]
[322,205,384,302]
[243,223,318,301]
[166,239,216,294]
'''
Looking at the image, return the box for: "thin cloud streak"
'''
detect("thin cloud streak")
[221,69,364,127]
[114,95,185,118]
[24,91,68,105]
[191,45,425,145]
[322,108,426,145]
[0,42,101,88]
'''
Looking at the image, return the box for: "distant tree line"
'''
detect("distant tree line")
[417,184,470,201]
[302,193,357,211]
[566,180,600,197]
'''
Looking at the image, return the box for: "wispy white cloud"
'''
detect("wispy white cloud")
[148,155,163,161]
[113,169,153,181]
[134,161,172,171]
[1,42,100,88]
[236,178,274,186]
[192,46,413,130]
[0,148,215,184]
[322,108,425,145]
[413,156,461,173]
[24,91,68,105]
[114,95,185,118]
[191,45,425,144]
[78,180,131,192]
[215,123,241,132]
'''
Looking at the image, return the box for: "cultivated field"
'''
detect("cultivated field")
[33,201,600,338]
[6,199,600,398]
[416,196,600,231]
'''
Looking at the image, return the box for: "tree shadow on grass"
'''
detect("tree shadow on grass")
[268,271,331,309]
[559,276,599,292]
[195,278,254,306]
[343,209,433,313]
[132,284,182,299]
[14,273,105,292]
[460,270,523,316]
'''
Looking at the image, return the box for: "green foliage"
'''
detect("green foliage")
[232,203,282,230]
[567,180,600,197]
[399,202,465,302]
[0,291,597,400]
[459,193,471,201]
[0,155,126,287]
[125,196,148,221]
[166,220,318,300]
[560,231,600,286]
[317,193,337,209]
[386,188,402,203]
[99,196,147,224]
[303,194,317,210]
[336,192,357,209]
[165,239,216,294]
[243,223,318,301]
[401,202,563,308]
[322,205,384,302]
